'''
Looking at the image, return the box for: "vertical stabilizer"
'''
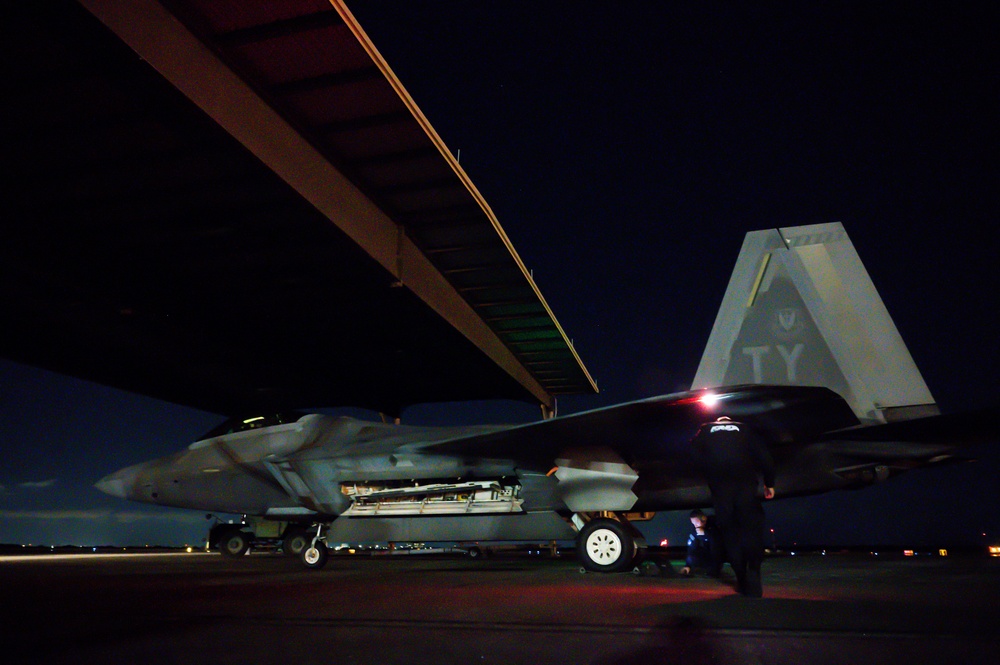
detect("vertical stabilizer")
[692,223,937,424]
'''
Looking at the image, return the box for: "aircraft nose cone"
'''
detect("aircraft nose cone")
[95,467,137,499]
[94,475,125,498]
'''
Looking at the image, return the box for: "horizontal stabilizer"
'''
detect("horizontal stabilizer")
[823,405,1000,445]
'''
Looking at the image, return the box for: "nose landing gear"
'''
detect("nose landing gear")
[301,523,329,570]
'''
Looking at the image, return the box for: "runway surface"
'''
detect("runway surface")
[3,549,999,664]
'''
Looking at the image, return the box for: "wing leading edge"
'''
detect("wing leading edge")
[418,384,859,469]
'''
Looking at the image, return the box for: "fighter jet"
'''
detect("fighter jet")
[96,223,990,572]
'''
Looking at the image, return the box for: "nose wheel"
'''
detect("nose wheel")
[300,523,329,570]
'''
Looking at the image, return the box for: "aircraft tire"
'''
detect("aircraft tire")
[219,530,252,557]
[577,518,634,573]
[282,527,310,558]
[301,543,329,570]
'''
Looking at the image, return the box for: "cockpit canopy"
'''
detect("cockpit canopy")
[195,412,308,442]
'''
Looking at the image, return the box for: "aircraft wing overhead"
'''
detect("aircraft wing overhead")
[420,385,859,468]
[1,1,596,416]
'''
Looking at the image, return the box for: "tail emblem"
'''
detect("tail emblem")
[777,308,798,332]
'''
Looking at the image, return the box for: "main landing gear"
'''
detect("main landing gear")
[575,515,644,573]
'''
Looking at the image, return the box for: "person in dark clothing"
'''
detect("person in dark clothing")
[679,509,722,577]
[691,415,775,597]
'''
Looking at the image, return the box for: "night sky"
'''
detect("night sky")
[2,2,997,549]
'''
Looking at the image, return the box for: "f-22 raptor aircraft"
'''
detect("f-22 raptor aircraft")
[96,223,984,572]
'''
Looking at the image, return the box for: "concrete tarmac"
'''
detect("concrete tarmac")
[2,549,998,664]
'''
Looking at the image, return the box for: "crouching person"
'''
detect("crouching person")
[679,509,722,577]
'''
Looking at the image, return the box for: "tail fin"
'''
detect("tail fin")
[692,222,938,425]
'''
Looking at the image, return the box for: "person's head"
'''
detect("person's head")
[689,509,707,529]
[715,416,732,422]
